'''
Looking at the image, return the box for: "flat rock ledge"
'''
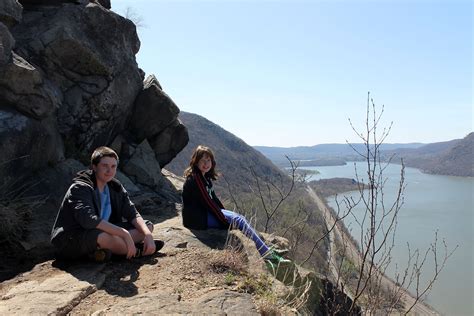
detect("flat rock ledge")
[0,262,106,315]
[0,216,260,315]
[89,290,255,315]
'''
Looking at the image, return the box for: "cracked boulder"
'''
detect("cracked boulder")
[129,74,188,168]
[18,0,86,7]
[121,139,165,191]
[0,51,60,119]
[0,0,23,28]
[0,108,63,186]
[129,75,180,142]
[11,2,143,154]
[93,0,110,9]
[149,118,189,168]
[0,22,14,65]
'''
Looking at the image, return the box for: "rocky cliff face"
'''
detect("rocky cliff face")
[1,0,188,181]
[0,0,188,263]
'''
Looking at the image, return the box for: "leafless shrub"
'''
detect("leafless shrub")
[124,7,145,28]
[248,156,297,233]
[328,92,457,314]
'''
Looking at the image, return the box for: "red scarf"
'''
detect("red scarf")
[193,171,227,224]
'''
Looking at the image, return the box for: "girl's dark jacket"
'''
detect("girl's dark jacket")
[182,170,229,230]
[50,169,140,249]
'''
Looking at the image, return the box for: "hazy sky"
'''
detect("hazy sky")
[113,0,472,147]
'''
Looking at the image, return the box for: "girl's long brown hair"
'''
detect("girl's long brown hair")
[184,145,219,180]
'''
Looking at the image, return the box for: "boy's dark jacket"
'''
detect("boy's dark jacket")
[182,170,229,230]
[50,170,139,248]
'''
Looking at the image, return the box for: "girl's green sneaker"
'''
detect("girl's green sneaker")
[270,246,289,257]
[264,252,291,265]
[264,252,296,285]
[264,251,292,272]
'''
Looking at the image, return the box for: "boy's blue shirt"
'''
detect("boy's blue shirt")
[98,184,112,221]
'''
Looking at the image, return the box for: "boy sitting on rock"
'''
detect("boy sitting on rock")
[51,146,163,262]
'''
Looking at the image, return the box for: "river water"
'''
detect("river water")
[305,162,473,316]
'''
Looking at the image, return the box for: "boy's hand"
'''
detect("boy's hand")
[123,232,136,259]
[142,234,156,256]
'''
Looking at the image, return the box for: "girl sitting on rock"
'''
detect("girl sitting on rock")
[181,145,289,267]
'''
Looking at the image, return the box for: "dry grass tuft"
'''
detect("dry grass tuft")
[258,299,283,316]
[237,273,273,295]
[0,181,46,247]
[208,248,247,275]
[0,203,27,245]
[237,273,284,314]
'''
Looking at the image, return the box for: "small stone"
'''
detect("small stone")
[176,242,188,249]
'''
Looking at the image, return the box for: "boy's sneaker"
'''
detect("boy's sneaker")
[135,239,165,257]
[88,249,112,263]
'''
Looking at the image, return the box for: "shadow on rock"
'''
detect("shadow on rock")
[132,192,179,225]
[50,258,108,286]
[189,228,229,250]
[51,253,161,298]
[100,255,162,297]
[0,243,56,282]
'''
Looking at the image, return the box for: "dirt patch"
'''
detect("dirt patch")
[69,247,256,314]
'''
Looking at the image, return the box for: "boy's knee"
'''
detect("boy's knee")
[144,219,154,232]
[147,223,154,232]
[97,232,109,244]
[97,232,119,247]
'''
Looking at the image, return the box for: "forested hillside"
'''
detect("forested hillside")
[166,112,289,195]
[384,133,473,177]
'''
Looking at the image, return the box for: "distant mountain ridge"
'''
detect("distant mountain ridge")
[255,133,473,177]
[255,143,425,166]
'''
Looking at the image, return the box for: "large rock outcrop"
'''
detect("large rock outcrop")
[12,2,143,154]
[0,0,188,184]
